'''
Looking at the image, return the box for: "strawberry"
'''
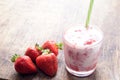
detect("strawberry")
[42,40,63,56]
[36,50,58,76]
[11,54,37,74]
[25,47,40,62]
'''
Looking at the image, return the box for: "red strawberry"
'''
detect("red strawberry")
[42,40,63,56]
[36,51,58,76]
[25,47,40,62]
[11,54,37,74]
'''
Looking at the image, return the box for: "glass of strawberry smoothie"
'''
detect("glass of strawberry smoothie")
[63,25,103,77]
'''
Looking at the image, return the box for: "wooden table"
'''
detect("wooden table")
[0,0,120,80]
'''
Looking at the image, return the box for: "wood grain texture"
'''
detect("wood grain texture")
[0,0,120,80]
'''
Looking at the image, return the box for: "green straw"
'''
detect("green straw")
[85,0,94,28]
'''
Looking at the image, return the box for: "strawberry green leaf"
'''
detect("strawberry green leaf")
[35,43,43,51]
[42,49,50,55]
[56,42,63,50]
[11,54,20,62]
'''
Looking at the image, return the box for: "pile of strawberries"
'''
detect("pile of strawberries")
[11,40,62,76]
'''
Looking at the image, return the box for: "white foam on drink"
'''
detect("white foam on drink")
[64,26,103,48]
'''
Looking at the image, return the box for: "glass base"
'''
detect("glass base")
[66,66,95,77]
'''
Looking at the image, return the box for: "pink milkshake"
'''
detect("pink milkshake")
[63,25,103,77]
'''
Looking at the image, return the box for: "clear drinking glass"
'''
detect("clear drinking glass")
[63,25,103,77]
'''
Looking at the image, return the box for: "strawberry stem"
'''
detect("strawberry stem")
[11,54,20,62]
[35,43,43,51]
[42,49,50,55]
[56,42,63,50]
